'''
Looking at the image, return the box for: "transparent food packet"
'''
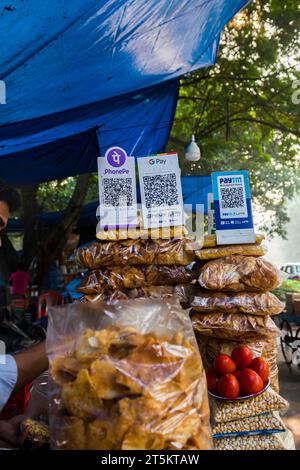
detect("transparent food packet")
[196,244,267,260]
[198,256,280,292]
[76,238,198,269]
[46,298,212,450]
[77,265,196,294]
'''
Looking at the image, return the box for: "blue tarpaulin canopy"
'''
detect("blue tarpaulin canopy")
[0,0,249,185]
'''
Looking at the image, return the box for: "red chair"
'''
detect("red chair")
[37,292,64,319]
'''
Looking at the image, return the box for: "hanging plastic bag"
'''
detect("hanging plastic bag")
[47,298,212,450]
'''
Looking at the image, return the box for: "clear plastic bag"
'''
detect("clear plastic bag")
[79,284,196,308]
[77,265,196,294]
[47,298,212,450]
[190,290,284,316]
[198,256,280,292]
[212,412,286,438]
[196,244,267,260]
[192,312,279,341]
[213,428,295,450]
[210,388,289,424]
[203,234,265,249]
[96,226,188,240]
[76,238,197,269]
[195,335,279,393]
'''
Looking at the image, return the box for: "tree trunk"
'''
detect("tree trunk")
[20,185,40,270]
[34,173,91,285]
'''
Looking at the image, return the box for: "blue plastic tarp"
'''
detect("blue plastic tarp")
[0,0,249,185]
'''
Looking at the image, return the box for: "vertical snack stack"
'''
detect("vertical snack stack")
[47,298,212,450]
[75,237,198,305]
[187,240,295,450]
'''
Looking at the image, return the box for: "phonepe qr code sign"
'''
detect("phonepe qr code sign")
[98,147,138,229]
[138,154,184,229]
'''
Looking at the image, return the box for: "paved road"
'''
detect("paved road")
[278,353,300,450]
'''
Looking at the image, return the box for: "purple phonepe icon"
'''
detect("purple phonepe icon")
[106,147,127,167]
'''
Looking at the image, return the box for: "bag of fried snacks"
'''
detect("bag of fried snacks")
[189,290,284,316]
[76,238,198,269]
[212,412,286,438]
[79,284,196,308]
[203,233,265,249]
[196,244,267,260]
[47,298,212,450]
[210,388,289,424]
[191,312,279,341]
[213,428,295,451]
[198,256,280,292]
[195,335,279,393]
[96,226,188,240]
[77,265,196,294]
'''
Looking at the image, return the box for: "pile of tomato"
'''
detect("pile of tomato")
[206,346,269,399]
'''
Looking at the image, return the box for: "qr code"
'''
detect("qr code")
[143,174,179,209]
[103,178,133,207]
[220,187,245,209]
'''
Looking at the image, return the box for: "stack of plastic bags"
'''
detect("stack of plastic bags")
[76,237,197,306]
[187,238,295,450]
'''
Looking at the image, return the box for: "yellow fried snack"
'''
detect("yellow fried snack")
[202,233,265,248]
[61,369,104,420]
[96,225,188,240]
[196,244,267,260]
[52,325,212,450]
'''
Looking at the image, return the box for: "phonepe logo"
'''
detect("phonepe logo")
[219,176,242,185]
[0,340,6,364]
[0,80,6,105]
[148,158,166,165]
[106,147,127,167]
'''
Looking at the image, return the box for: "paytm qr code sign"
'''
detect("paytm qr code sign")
[212,171,255,245]
[138,153,184,229]
[97,147,138,229]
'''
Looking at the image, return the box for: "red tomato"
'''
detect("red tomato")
[232,370,241,380]
[239,368,264,395]
[249,357,269,383]
[206,367,218,393]
[214,354,236,376]
[218,374,240,399]
[231,346,253,370]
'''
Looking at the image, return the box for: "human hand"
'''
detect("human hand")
[0,415,25,446]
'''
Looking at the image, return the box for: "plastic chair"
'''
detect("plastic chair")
[37,292,64,319]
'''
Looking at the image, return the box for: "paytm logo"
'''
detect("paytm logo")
[220,176,242,185]
[148,158,166,165]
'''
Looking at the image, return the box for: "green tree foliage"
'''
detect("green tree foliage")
[169,0,300,238]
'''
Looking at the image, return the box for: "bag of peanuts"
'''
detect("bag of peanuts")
[210,389,289,424]
[198,256,280,292]
[195,335,279,392]
[189,290,284,316]
[195,244,267,261]
[76,238,198,269]
[214,428,295,450]
[212,412,286,438]
[77,265,196,294]
[192,312,279,341]
[78,284,197,308]
[47,298,212,450]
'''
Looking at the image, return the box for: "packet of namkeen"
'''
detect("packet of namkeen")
[96,226,187,240]
[189,290,284,316]
[198,256,280,292]
[47,298,212,450]
[196,244,266,260]
[77,265,196,294]
[76,238,197,269]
